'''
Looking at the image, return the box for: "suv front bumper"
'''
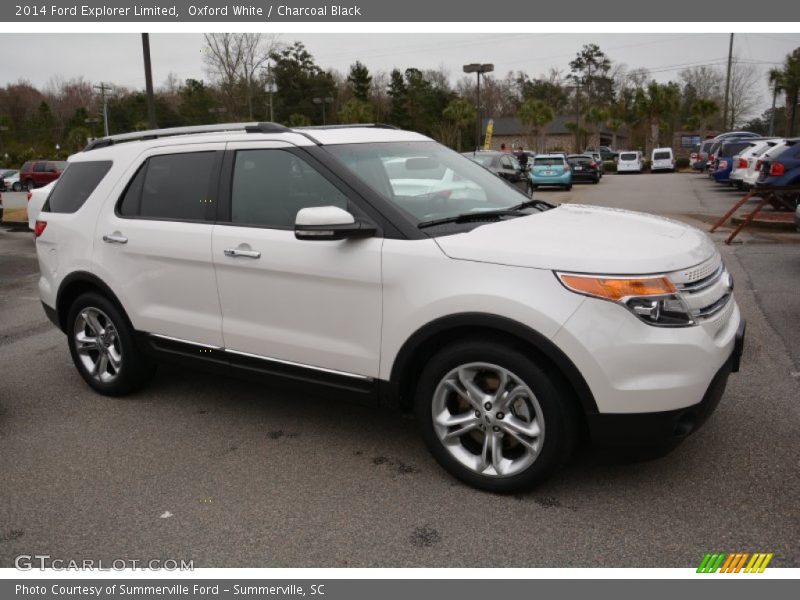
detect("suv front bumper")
[585,319,745,448]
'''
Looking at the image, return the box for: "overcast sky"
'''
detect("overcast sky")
[2,32,799,117]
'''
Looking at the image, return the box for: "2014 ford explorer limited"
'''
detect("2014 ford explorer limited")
[34,123,745,492]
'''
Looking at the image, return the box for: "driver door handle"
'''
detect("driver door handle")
[224,248,261,259]
[102,233,128,244]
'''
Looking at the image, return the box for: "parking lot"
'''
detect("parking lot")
[1,172,798,568]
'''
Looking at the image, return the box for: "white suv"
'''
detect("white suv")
[35,123,744,492]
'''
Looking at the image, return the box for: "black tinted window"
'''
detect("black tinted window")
[118,164,147,217]
[119,152,216,221]
[722,142,753,156]
[231,149,348,228]
[34,162,47,172]
[654,152,671,160]
[46,161,112,214]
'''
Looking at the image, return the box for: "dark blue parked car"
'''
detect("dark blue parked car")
[712,139,758,184]
[757,138,800,187]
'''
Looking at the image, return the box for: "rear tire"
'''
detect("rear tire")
[66,292,156,396]
[414,341,577,493]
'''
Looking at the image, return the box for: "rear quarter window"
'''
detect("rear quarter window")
[117,152,217,222]
[45,161,113,214]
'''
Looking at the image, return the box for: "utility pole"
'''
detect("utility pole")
[262,63,277,122]
[722,33,734,130]
[93,82,112,136]
[141,33,157,129]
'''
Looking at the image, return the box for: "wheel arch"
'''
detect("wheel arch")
[388,313,598,417]
[55,271,131,333]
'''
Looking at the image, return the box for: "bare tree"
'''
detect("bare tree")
[679,65,724,101]
[728,60,761,128]
[203,33,279,119]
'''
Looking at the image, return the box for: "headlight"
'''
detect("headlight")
[557,272,694,327]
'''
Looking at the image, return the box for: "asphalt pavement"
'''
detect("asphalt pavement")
[0,172,798,568]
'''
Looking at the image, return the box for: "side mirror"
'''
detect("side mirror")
[295,206,376,241]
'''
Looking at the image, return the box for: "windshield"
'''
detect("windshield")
[326,141,529,224]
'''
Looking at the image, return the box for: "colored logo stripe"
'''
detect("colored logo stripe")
[697,552,773,573]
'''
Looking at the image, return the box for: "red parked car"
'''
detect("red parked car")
[18,160,67,190]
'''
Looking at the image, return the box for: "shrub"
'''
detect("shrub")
[675,157,691,170]
[603,160,617,173]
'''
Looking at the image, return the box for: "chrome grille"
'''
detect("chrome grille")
[670,254,734,325]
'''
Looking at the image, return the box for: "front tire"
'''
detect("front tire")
[66,292,155,396]
[414,341,576,493]
[12,182,22,192]
[25,179,35,191]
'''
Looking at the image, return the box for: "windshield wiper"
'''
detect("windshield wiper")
[417,209,524,229]
[509,198,556,211]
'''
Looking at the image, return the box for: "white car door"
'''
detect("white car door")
[211,141,383,379]
[93,144,225,347]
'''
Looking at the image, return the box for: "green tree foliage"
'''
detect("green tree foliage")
[339,98,374,124]
[270,41,336,125]
[636,81,681,150]
[516,75,568,111]
[568,44,615,107]
[517,99,554,152]
[387,69,410,129]
[769,47,800,136]
[65,127,92,152]
[179,79,217,125]
[347,61,372,103]
[442,97,475,151]
[688,98,719,139]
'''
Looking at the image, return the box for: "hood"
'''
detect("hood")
[434,204,716,274]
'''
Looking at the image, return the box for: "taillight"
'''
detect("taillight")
[756,160,763,171]
[738,158,748,169]
[34,220,47,238]
[27,191,32,202]
[590,161,597,168]
[769,162,786,176]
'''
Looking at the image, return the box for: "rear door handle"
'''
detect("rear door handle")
[102,233,128,244]
[224,248,261,259]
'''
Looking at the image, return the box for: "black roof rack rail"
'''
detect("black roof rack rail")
[83,122,291,152]
[294,123,400,130]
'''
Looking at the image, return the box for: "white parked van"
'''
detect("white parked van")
[651,148,675,172]
[617,151,643,173]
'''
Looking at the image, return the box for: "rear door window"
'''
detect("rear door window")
[620,153,637,161]
[33,162,47,172]
[117,152,217,222]
[654,152,671,160]
[45,161,113,213]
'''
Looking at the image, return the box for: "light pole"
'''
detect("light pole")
[463,63,494,151]
[312,97,334,125]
